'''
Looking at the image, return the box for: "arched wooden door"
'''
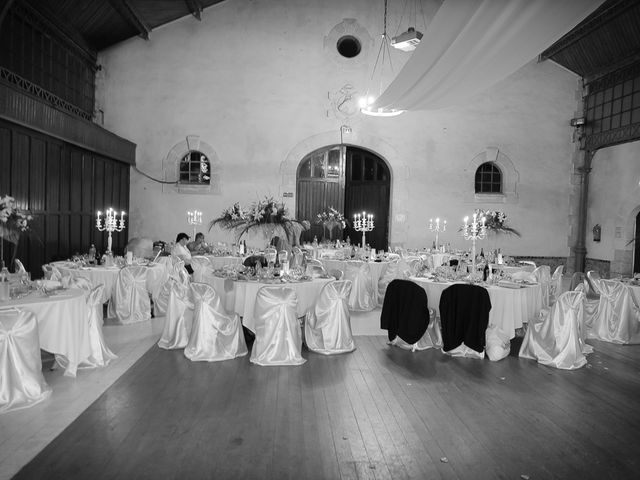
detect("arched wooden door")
[634,211,640,273]
[343,147,390,251]
[296,145,390,250]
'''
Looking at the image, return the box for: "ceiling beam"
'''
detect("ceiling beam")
[185,0,203,20]
[108,0,151,40]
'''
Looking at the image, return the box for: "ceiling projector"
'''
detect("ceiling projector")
[391,27,423,52]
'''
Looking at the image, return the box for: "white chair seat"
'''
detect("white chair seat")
[0,309,52,414]
[250,286,305,366]
[305,280,355,355]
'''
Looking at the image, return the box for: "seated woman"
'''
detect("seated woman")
[172,232,193,274]
[187,232,208,255]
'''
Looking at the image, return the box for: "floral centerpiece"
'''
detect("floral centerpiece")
[209,197,301,241]
[316,206,348,240]
[1,195,32,269]
[476,209,520,236]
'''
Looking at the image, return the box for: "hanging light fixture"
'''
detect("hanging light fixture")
[391,0,426,52]
[360,0,404,117]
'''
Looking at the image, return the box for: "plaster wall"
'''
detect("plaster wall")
[97,0,579,255]
[588,140,640,274]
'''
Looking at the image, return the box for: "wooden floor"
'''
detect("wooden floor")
[13,337,640,480]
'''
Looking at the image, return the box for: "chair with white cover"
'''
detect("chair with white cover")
[190,255,211,283]
[278,250,288,263]
[306,263,327,278]
[184,283,247,361]
[14,258,26,273]
[0,308,52,414]
[519,260,537,269]
[306,258,324,267]
[63,275,93,292]
[586,279,640,344]
[154,261,188,317]
[58,285,117,370]
[250,286,305,366]
[519,290,592,369]
[377,258,403,306]
[585,270,603,301]
[532,265,552,306]
[158,278,194,349]
[485,324,512,362]
[305,280,355,355]
[549,265,565,305]
[108,265,151,323]
[381,279,442,351]
[344,262,375,311]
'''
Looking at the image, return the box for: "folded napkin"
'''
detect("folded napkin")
[511,271,537,283]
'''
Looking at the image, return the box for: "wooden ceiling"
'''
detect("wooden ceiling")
[540,0,640,82]
[20,0,227,52]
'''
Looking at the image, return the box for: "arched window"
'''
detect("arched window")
[179,151,210,185]
[475,162,502,194]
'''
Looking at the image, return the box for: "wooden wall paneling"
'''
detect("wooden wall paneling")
[103,161,114,209]
[118,164,130,249]
[29,137,46,211]
[11,130,30,209]
[69,149,83,212]
[0,126,10,193]
[92,157,105,254]
[81,153,93,250]
[44,215,59,263]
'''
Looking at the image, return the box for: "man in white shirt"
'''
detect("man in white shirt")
[172,232,193,274]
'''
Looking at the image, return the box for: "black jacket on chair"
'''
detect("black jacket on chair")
[380,279,430,344]
[439,283,491,353]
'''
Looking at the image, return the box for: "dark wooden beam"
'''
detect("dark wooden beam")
[108,0,151,40]
[0,0,16,29]
[185,0,203,20]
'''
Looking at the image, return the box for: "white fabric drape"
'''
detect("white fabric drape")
[372,0,604,112]
[158,279,194,350]
[0,309,52,414]
[305,280,355,355]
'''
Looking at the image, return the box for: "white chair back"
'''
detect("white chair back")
[0,309,52,413]
[305,280,355,355]
[108,265,150,323]
[549,265,564,304]
[14,258,26,273]
[519,290,591,369]
[66,275,93,292]
[158,278,194,350]
[190,256,212,283]
[250,286,305,366]
[344,262,375,311]
[184,282,248,361]
[84,285,117,367]
[587,279,640,344]
[532,265,552,306]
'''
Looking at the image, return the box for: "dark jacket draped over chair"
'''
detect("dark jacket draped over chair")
[380,279,430,344]
[439,283,492,353]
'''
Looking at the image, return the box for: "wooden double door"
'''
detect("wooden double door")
[296,145,390,251]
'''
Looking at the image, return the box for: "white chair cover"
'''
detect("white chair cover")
[585,270,603,300]
[14,259,26,273]
[344,262,375,311]
[158,279,194,350]
[586,279,640,344]
[250,286,305,366]
[108,265,150,323]
[377,258,402,306]
[532,265,551,306]
[41,264,54,280]
[278,250,288,263]
[519,291,591,369]
[389,310,444,351]
[56,285,118,370]
[0,309,52,414]
[63,275,93,292]
[190,256,212,283]
[305,280,355,355]
[485,324,512,362]
[549,265,564,305]
[184,283,247,361]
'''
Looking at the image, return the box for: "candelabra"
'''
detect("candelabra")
[461,212,486,273]
[187,210,202,238]
[96,208,126,254]
[353,211,374,247]
[429,217,447,250]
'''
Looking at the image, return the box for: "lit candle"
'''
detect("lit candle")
[436,217,440,227]
[464,216,469,227]
[481,216,486,226]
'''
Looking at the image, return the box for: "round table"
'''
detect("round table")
[0,288,91,377]
[410,277,543,339]
[204,255,245,270]
[204,274,333,333]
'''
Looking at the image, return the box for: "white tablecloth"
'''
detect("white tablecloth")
[205,255,244,269]
[58,263,168,301]
[410,278,543,339]
[0,289,91,377]
[204,275,333,333]
[322,259,389,304]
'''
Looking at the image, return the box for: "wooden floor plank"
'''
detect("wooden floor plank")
[12,336,640,480]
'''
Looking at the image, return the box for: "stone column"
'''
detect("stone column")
[568,150,593,274]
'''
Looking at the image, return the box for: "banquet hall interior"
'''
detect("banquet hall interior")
[1,0,640,478]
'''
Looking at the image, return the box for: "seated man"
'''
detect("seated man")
[187,232,208,255]
[172,232,193,274]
